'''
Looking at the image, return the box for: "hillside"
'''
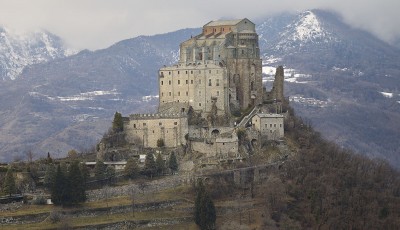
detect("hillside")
[1,105,399,229]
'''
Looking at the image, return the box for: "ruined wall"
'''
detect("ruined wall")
[264,66,284,103]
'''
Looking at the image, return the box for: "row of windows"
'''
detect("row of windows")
[161,78,220,86]
[161,90,220,97]
[264,124,282,128]
[133,121,178,128]
[161,69,220,76]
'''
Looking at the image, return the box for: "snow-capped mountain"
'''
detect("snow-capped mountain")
[0,27,74,80]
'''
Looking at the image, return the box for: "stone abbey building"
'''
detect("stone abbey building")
[124,19,284,150]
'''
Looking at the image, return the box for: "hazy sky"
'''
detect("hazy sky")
[1,0,399,50]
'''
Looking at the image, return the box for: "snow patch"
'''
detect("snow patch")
[142,95,159,102]
[380,92,393,98]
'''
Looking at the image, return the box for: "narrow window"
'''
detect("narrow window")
[199,91,201,96]
[169,71,171,75]
[178,71,180,74]
[134,124,136,128]
[178,92,180,96]
[169,92,172,96]
[186,71,188,74]
[186,91,188,96]
[270,124,272,128]
[199,103,202,106]
[161,81,163,85]
[178,80,180,84]
[217,91,220,96]
[161,92,164,96]
[209,70,212,74]
[280,124,282,128]
[208,79,212,86]
[191,70,193,74]
[216,79,220,86]
[186,80,188,84]
[274,124,276,128]
[191,80,193,84]
[169,80,171,85]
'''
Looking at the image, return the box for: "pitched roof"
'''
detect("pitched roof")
[204,19,245,27]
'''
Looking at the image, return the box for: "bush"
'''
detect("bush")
[49,210,62,223]
[33,196,47,205]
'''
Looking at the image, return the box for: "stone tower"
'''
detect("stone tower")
[158,18,263,116]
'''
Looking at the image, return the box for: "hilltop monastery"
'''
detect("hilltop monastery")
[122,19,285,157]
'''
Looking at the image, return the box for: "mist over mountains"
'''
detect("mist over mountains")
[0,10,399,167]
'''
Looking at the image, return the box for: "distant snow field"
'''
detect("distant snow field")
[380,92,393,98]
[262,65,311,84]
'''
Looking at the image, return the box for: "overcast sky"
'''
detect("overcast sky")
[1,0,399,50]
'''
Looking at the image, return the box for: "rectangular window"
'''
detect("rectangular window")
[161,81,163,85]
[134,124,136,128]
[178,80,180,84]
[270,124,272,128]
[178,92,180,96]
[191,80,193,84]
[209,70,212,74]
[280,124,282,128]
[178,71,180,74]
[174,122,177,125]
[199,91,201,96]
[186,71,188,74]
[274,124,276,128]
[199,103,202,106]
[169,92,172,96]
[216,91,220,96]
[186,80,188,84]
[169,80,171,85]
[159,122,162,126]
[186,91,188,96]
[208,79,212,86]
[161,92,164,96]
[216,79,220,86]
[143,123,146,126]
[191,71,193,74]
[169,71,171,75]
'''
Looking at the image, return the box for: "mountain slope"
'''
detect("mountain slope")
[0,27,73,80]
[257,10,400,166]
[0,28,199,161]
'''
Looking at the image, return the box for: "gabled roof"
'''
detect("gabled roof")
[204,18,251,27]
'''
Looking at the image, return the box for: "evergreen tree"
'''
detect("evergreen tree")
[79,163,90,184]
[106,166,116,184]
[51,165,66,205]
[43,164,56,190]
[168,152,178,173]
[144,152,156,178]
[3,166,16,196]
[125,158,139,179]
[156,153,165,176]
[46,152,53,164]
[112,111,124,133]
[94,160,107,181]
[195,181,216,230]
[68,161,86,204]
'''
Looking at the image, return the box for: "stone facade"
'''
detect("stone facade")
[124,113,188,148]
[251,113,284,140]
[162,18,263,114]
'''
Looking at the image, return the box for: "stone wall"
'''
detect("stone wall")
[124,113,188,148]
